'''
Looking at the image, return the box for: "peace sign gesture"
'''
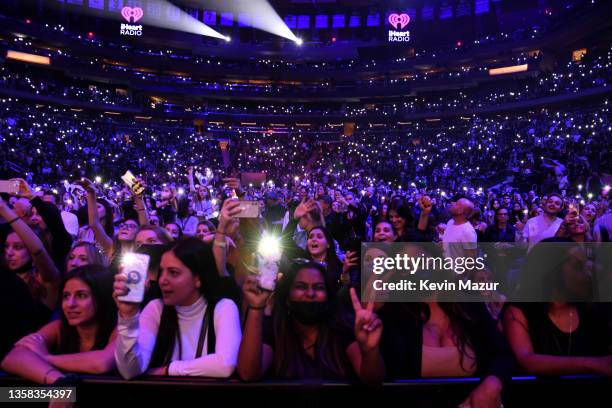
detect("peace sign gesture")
[350,287,383,352]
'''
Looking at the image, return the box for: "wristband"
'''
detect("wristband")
[213,240,227,248]
[249,305,266,311]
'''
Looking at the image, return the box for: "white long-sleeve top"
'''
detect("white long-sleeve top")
[115,296,241,379]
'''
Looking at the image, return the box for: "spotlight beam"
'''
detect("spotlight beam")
[44,0,229,41]
[195,0,301,43]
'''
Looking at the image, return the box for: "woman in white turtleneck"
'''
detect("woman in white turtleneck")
[112,237,241,379]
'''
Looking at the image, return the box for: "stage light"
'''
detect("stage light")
[224,36,231,42]
[49,1,227,41]
[295,38,303,45]
[199,0,301,43]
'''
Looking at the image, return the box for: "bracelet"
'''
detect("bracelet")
[249,305,266,311]
[216,230,226,235]
[213,240,227,248]
[8,216,21,225]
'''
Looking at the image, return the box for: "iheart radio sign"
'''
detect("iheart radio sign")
[120,7,143,37]
[388,13,411,42]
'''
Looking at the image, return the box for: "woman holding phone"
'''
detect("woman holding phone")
[113,237,242,378]
[237,260,384,385]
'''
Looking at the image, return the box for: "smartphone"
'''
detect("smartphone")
[0,180,20,194]
[118,253,150,303]
[256,255,279,291]
[121,170,145,196]
[346,237,363,285]
[346,237,363,259]
[236,200,260,218]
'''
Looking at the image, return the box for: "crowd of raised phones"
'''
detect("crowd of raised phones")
[1,145,612,406]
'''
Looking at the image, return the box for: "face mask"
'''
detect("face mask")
[288,301,330,325]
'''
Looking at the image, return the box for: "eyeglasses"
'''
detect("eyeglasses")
[120,223,139,230]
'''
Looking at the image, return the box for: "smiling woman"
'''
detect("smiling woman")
[1,265,117,384]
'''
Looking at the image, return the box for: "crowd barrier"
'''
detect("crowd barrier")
[0,372,609,407]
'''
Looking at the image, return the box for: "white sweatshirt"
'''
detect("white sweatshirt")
[115,296,241,379]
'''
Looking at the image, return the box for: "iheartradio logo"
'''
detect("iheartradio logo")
[388,13,410,29]
[121,6,144,23]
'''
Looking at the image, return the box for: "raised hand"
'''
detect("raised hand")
[350,287,382,352]
[112,273,140,319]
[74,178,96,195]
[419,195,433,215]
[342,251,359,275]
[242,274,272,309]
[218,199,241,231]
[294,197,318,220]
[514,220,524,232]
[127,176,146,197]
[10,178,34,200]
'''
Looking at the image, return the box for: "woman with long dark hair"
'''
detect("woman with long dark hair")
[305,226,343,285]
[237,260,384,385]
[503,238,612,376]
[1,265,117,384]
[113,237,241,378]
[1,196,61,326]
[378,243,514,407]
[387,197,432,242]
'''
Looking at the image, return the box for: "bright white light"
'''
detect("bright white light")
[199,0,300,42]
[295,38,303,45]
[178,187,185,195]
[95,176,102,183]
[258,233,281,260]
[224,36,231,42]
